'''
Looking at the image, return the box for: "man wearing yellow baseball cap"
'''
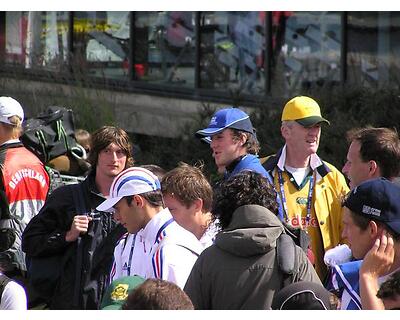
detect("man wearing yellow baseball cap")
[263,96,349,281]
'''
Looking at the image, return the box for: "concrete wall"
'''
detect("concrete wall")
[0,76,250,138]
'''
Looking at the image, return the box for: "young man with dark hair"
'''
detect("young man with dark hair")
[110,164,166,282]
[97,167,203,289]
[122,278,194,310]
[22,126,132,309]
[161,162,217,247]
[195,107,269,180]
[329,178,400,310]
[343,126,400,189]
[184,171,320,309]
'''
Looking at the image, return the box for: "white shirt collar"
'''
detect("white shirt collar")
[277,144,323,171]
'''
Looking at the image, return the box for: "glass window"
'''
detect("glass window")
[271,11,341,97]
[73,11,130,80]
[5,11,69,70]
[5,11,27,66]
[347,12,400,89]
[134,11,195,87]
[199,12,266,95]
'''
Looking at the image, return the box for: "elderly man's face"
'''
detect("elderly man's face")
[282,122,321,156]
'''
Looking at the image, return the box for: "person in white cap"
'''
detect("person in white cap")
[0,97,49,294]
[110,164,166,282]
[97,167,204,289]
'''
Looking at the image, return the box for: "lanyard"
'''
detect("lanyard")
[277,169,315,225]
[126,233,137,276]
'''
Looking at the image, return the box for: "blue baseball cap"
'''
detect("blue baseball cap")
[343,178,400,236]
[195,108,254,137]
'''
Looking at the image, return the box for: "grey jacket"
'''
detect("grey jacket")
[184,204,321,309]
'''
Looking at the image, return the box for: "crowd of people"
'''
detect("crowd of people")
[0,94,399,310]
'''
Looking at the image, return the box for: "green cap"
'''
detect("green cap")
[101,275,145,310]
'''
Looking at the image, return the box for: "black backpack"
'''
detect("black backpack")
[21,106,79,164]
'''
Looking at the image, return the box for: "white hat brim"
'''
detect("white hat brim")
[96,196,123,213]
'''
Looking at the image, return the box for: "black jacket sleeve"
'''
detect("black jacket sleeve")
[22,185,77,257]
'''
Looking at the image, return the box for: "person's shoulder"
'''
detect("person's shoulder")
[3,279,26,296]
[318,160,349,187]
[260,152,280,171]
[41,183,78,212]
[259,154,275,165]
[162,226,204,255]
[47,183,76,198]
[321,160,341,172]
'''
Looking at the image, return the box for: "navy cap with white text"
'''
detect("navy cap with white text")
[343,178,400,236]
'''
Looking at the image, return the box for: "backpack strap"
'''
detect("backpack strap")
[71,182,87,215]
[176,244,201,257]
[276,232,298,288]
[70,183,89,308]
[0,274,11,301]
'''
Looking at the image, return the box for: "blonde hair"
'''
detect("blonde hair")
[1,115,23,138]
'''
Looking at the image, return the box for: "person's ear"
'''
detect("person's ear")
[133,195,145,208]
[368,160,378,176]
[281,124,290,139]
[239,132,247,146]
[192,198,203,213]
[368,220,379,238]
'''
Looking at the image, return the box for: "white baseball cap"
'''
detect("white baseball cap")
[96,167,161,212]
[0,96,24,125]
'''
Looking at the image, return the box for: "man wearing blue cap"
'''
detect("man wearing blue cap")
[330,178,400,309]
[196,107,270,180]
[97,167,203,289]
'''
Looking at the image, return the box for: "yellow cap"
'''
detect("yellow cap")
[281,96,330,127]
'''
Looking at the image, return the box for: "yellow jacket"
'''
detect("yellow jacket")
[262,148,350,279]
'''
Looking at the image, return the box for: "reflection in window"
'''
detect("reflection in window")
[348,12,400,89]
[73,11,130,80]
[271,12,341,97]
[199,12,266,95]
[134,12,195,87]
[5,11,69,70]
